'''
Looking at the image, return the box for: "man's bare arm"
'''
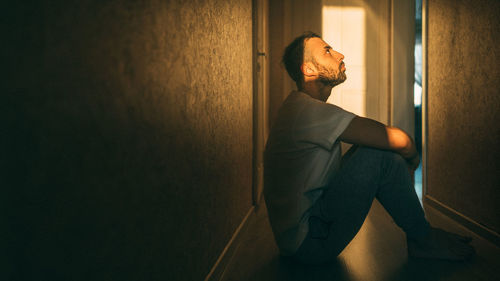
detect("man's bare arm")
[339,116,419,170]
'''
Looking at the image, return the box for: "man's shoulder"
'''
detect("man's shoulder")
[284,91,328,110]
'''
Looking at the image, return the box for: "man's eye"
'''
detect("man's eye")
[326,50,331,54]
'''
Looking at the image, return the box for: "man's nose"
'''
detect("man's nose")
[334,50,344,61]
[337,52,345,61]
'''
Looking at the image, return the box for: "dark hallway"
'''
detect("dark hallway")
[3,1,499,281]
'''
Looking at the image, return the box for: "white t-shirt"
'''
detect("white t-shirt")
[264,91,356,256]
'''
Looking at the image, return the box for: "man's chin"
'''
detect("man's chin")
[318,71,347,87]
[327,77,346,87]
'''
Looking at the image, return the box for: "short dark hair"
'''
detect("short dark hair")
[282,31,321,86]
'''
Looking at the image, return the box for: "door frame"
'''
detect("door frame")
[252,0,269,206]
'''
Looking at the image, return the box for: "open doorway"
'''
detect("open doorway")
[414,0,423,203]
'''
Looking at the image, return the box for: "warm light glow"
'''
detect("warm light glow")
[323,5,366,117]
[339,216,376,281]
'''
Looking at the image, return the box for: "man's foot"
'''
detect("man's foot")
[407,227,475,261]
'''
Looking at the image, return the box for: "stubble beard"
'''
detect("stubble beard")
[314,60,347,87]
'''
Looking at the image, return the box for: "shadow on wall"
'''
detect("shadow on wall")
[3,1,253,280]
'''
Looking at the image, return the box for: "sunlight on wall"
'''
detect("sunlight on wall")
[323,6,366,117]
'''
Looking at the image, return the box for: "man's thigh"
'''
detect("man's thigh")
[309,147,392,254]
[314,146,387,218]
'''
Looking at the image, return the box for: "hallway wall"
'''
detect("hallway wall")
[3,1,253,280]
[426,0,500,237]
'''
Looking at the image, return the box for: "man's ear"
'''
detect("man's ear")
[301,62,316,77]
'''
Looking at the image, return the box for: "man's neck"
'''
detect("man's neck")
[299,81,333,102]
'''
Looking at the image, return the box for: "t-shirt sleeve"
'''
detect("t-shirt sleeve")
[293,100,356,150]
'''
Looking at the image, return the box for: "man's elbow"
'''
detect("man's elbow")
[386,127,414,156]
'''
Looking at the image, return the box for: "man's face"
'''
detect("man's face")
[304,37,346,87]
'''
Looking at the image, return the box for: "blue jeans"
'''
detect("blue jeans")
[291,146,430,264]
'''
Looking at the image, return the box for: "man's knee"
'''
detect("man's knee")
[352,146,391,159]
[386,150,407,166]
[353,147,408,168]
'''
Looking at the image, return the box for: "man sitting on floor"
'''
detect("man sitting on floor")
[263,32,475,264]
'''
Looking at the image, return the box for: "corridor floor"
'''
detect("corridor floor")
[220,199,500,281]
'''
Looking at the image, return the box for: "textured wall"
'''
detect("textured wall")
[427,0,500,233]
[3,1,253,280]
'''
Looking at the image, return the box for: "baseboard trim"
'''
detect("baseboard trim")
[204,206,256,281]
[424,195,500,247]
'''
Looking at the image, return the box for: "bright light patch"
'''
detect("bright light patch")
[414,83,422,106]
[323,6,366,117]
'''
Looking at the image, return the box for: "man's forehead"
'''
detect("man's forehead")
[305,37,330,52]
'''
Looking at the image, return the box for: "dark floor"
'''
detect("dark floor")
[220,199,500,281]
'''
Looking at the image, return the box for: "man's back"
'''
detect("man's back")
[264,91,355,256]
